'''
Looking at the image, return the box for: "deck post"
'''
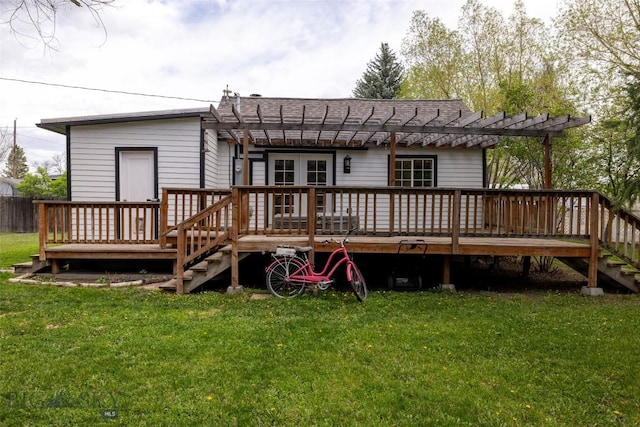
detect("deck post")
[176,224,185,295]
[307,187,316,266]
[543,135,552,190]
[38,202,47,261]
[522,256,531,278]
[452,190,461,254]
[585,192,601,292]
[441,255,455,291]
[389,132,397,235]
[228,187,243,293]
[159,188,168,247]
[389,132,396,186]
[243,129,249,185]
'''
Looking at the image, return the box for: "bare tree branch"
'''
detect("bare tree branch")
[0,128,10,166]
[2,0,115,48]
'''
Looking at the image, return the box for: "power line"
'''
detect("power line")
[0,76,217,103]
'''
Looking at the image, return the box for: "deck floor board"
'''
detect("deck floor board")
[43,236,592,261]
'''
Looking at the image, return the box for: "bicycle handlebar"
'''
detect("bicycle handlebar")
[319,228,357,246]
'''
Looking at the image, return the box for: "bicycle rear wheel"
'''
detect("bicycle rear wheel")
[348,263,368,302]
[266,256,306,298]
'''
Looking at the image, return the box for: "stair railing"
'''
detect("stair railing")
[174,194,233,294]
[596,193,640,269]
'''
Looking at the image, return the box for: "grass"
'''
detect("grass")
[0,233,39,268]
[1,278,639,426]
[1,232,639,425]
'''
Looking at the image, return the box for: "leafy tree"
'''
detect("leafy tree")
[3,144,28,179]
[620,72,640,205]
[2,0,114,48]
[557,0,640,206]
[353,42,404,99]
[400,11,464,100]
[400,0,584,189]
[17,167,67,198]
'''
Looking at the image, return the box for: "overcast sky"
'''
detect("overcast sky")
[0,0,559,169]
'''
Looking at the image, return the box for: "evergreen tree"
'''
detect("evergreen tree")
[3,144,28,179]
[353,42,404,99]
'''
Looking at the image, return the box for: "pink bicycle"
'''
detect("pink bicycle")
[265,230,368,301]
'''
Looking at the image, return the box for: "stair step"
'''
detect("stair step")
[13,257,49,274]
[13,261,33,268]
[606,259,627,267]
[191,261,208,272]
[219,244,232,254]
[159,279,177,290]
[620,268,639,276]
[205,252,224,263]
[183,270,193,280]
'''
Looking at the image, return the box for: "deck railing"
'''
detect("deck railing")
[36,200,160,259]
[234,186,599,239]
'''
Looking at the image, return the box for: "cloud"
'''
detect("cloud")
[0,0,558,169]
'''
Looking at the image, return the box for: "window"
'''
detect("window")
[307,159,327,210]
[395,158,435,187]
[274,159,295,214]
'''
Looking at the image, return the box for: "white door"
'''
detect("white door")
[118,150,156,239]
[269,153,332,219]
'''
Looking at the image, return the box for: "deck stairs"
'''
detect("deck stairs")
[12,254,49,275]
[159,245,249,293]
[556,196,640,293]
[557,255,640,293]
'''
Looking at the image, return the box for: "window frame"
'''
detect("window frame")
[391,154,437,188]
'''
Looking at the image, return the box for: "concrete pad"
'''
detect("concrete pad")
[226,285,245,294]
[580,286,604,296]
[440,284,456,291]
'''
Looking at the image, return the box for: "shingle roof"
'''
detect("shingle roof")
[205,96,590,148]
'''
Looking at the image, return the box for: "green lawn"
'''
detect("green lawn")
[0,232,39,268]
[1,276,639,426]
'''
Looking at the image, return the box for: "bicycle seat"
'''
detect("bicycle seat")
[295,246,313,253]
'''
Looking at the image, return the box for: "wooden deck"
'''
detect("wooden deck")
[34,187,640,293]
[236,235,592,258]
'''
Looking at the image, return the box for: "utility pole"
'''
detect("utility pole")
[12,118,17,178]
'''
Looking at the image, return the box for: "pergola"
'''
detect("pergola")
[202,96,591,189]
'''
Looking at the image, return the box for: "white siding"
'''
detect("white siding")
[435,149,484,188]
[204,129,218,187]
[334,147,484,188]
[215,141,232,188]
[69,118,201,201]
[252,161,266,185]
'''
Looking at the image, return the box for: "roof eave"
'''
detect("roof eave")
[37,107,211,135]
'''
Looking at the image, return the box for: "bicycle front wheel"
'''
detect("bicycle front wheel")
[266,257,306,298]
[348,263,368,302]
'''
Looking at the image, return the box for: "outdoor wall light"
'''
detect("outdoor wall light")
[343,155,352,174]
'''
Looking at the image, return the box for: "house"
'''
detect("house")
[37,96,491,203]
[33,96,640,296]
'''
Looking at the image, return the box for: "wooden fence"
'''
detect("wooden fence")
[0,196,63,232]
